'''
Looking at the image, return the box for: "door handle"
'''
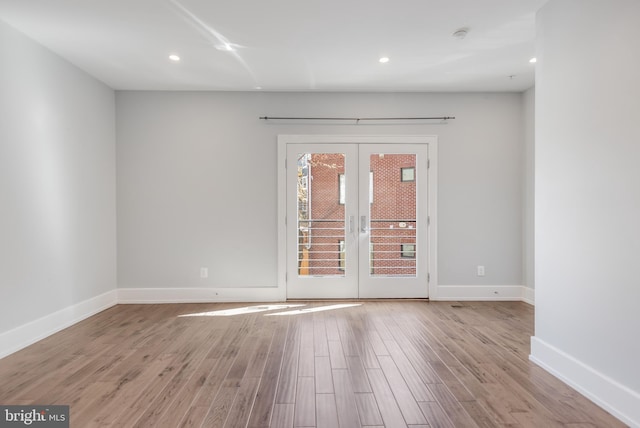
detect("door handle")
[360,215,368,233]
[348,216,354,234]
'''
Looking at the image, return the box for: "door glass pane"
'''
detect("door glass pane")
[297,153,346,277]
[369,153,417,277]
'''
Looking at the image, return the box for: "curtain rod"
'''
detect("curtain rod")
[259,116,455,122]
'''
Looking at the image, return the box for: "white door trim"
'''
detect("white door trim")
[277,135,438,300]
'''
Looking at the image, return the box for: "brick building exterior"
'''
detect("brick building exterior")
[297,152,417,277]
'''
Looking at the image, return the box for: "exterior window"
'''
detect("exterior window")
[401,243,416,258]
[338,240,345,270]
[401,167,415,182]
[369,171,374,203]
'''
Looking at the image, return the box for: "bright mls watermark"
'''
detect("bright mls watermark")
[0,406,68,427]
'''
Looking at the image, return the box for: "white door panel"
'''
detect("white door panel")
[286,144,358,298]
[358,144,429,298]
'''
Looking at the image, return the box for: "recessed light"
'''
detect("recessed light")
[379,57,390,64]
[529,57,537,63]
[169,54,181,62]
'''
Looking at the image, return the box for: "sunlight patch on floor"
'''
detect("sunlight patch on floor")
[178,304,305,317]
[265,303,362,316]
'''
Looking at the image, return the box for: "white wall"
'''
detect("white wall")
[116,91,525,297]
[523,86,535,292]
[532,1,640,426]
[0,20,117,355]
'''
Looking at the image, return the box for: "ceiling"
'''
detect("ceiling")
[0,0,548,92]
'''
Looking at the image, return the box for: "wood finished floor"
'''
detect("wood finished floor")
[0,301,626,428]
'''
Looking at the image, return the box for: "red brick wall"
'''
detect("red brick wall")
[369,154,417,276]
[299,152,417,276]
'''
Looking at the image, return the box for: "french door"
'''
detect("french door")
[284,139,431,299]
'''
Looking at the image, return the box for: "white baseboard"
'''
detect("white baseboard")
[119,286,534,305]
[530,337,639,427]
[432,285,534,304]
[522,286,535,305]
[117,287,284,304]
[0,290,118,360]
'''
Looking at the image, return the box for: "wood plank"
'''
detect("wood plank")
[74,353,178,428]
[324,314,340,341]
[328,340,347,369]
[366,330,389,356]
[445,364,520,425]
[427,382,480,428]
[338,325,360,358]
[366,368,407,428]
[294,376,316,427]
[201,384,239,428]
[298,317,315,377]
[4,354,87,402]
[247,318,289,428]
[315,356,334,394]
[418,401,456,428]
[354,393,383,426]
[178,405,210,428]
[510,409,564,428]
[428,360,475,402]
[95,352,188,427]
[460,400,508,428]
[191,350,237,408]
[383,339,436,402]
[314,313,329,357]
[333,369,362,428]
[150,357,221,428]
[272,404,295,428]
[276,320,301,404]
[244,334,275,378]
[315,394,339,428]
[128,321,222,427]
[224,376,261,428]
[346,356,372,393]
[386,329,442,384]
[226,324,263,383]
[377,355,427,425]
[298,344,315,378]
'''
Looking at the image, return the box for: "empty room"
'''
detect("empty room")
[0,0,638,427]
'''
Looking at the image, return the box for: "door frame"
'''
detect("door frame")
[277,135,438,300]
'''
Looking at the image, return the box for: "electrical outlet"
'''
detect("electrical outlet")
[200,267,208,278]
[477,265,485,276]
